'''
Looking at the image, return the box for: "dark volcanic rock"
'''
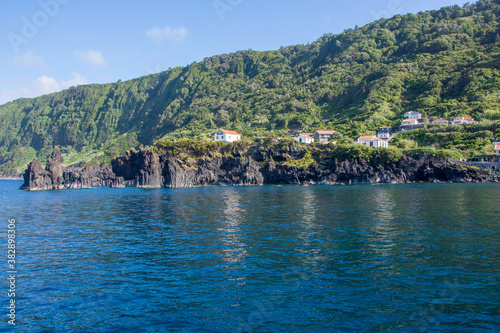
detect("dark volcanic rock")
[20,148,122,191]
[21,159,53,191]
[21,147,500,191]
[112,148,162,188]
[46,148,65,188]
[161,156,263,187]
[115,148,498,188]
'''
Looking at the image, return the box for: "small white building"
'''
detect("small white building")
[358,136,389,148]
[357,135,378,144]
[494,142,500,154]
[404,111,422,119]
[452,117,475,125]
[213,129,241,143]
[377,127,392,140]
[401,119,419,127]
[432,118,449,126]
[314,130,336,144]
[295,133,314,144]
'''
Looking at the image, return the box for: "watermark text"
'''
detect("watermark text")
[6,219,17,325]
[8,0,71,53]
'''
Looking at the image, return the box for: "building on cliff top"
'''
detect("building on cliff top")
[452,117,475,125]
[357,135,389,148]
[214,129,241,143]
[295,133,314,144]
[314,130,336,144]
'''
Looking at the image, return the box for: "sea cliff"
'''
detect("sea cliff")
[20,144,500,191]
[20,148,123,191]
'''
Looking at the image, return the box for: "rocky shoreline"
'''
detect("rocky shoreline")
[19,147,500,191]
[20,149,123,191]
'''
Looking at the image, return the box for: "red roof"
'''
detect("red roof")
[454,117,474,121]
[299,133,311,136]
[220,129,241,136]
[495,144,500,151]
[315,130,336,135]
[358,135,376,140]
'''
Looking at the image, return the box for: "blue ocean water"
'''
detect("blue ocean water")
[0,181,499,332]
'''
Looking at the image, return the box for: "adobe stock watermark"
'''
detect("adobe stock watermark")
[146,64,162,75]
[6,219,17,326]
[7,0,72,53]
[371,0,403,20]
[213,0,243,21]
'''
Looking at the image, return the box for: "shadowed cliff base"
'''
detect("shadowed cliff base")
[20,142,500,191]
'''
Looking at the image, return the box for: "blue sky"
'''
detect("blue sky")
[0,0,465,105]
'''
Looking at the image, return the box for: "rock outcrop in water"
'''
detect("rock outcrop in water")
[20,148,123,191]
[20,145,499,191]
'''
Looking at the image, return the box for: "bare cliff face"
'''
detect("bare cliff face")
[20,147,499,191]
[110,148,499,188]
[20,148,122,191]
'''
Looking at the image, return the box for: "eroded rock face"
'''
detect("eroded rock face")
[20,148,122,191]
[112,148,162,188]
[21,147,500,191]
[21,159,53,191]
[112,148,499,188]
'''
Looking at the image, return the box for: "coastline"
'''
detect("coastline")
[0,177,22,181]
[18,147,500,191]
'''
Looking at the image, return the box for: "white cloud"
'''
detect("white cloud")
[12,51,46,70]
[76,50,108,67]
[146,26,189,43]
[0,73,88,105]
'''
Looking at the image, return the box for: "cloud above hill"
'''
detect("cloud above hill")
[0,73,88,105]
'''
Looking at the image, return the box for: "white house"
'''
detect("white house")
[377,127,392,140]
[404,111,422,119]
[357,135,378,144]
[295,133,314,144]
[213,129,241,143]
[452,117,475,125]
[432,118,449,126]
[358,136,389,148]
[494,142,500,154]
[367,138,389,148]
[401,119,419,127]
[314,130,336,144]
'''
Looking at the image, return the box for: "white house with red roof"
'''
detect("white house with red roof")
[294,133,315,144]
[357,135,377,144]
[452,117,475,125]
[213,129,241,143]
[401,118,419,127]
[314,130,336,143]
[358,135,389,148]
[494,142,500,154]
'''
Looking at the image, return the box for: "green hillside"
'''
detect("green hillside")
[1,0,500,176]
